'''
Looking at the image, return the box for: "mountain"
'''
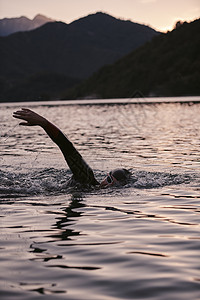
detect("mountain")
[0,14,55,36]
[0,12,158,101]
[63,18,200,99]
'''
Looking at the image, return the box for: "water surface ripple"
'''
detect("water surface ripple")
[0,101,200,299]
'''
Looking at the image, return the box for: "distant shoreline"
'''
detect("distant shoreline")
[1,96,200,107]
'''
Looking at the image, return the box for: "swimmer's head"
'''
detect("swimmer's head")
[100,168,131,188]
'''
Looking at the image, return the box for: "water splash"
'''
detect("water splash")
[0,168,193,199]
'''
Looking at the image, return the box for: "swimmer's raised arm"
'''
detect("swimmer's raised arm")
[13,108,99,185]
[13,108,62,143]
[13,108,46,126]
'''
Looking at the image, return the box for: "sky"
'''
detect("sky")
[0,0,199,32]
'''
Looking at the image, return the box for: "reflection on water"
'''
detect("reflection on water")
[50,194,85,241]
[0,101,200,299]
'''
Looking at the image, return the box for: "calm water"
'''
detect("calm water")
[0,100,200,300]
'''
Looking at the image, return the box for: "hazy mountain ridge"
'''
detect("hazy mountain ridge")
[0,14,55,36]
[63,18,200,99]
[0,12,159,101]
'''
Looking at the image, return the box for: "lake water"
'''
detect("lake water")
[0,99,200,300]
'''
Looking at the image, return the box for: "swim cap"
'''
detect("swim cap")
[111,168,131,182]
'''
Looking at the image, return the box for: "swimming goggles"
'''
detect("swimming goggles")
[106,172,118,185]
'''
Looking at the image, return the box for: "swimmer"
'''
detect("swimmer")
[13,108,130,188]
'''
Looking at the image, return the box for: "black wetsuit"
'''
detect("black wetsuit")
[44,124,99,186]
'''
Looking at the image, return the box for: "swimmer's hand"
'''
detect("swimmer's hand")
[13,108,46,126]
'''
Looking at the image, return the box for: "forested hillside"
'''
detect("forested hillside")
[64,19,200,99]
[0,12,158,102]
